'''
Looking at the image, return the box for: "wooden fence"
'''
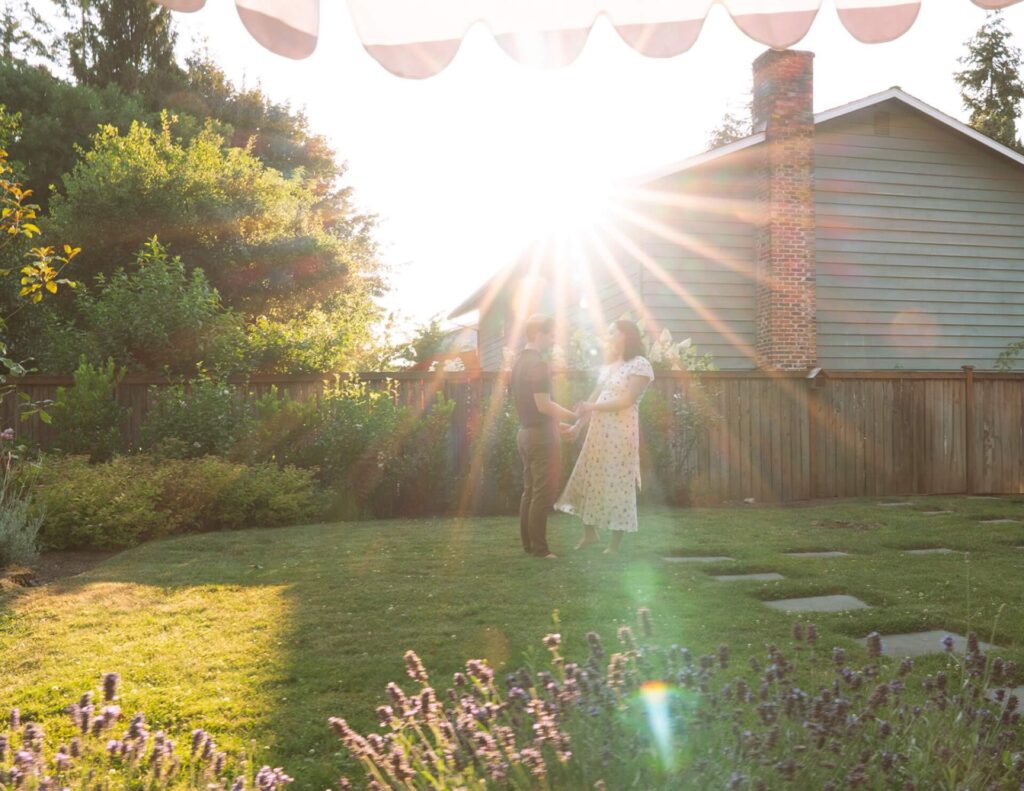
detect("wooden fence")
[4,368,1023,502]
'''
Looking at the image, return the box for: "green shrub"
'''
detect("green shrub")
[155,457,319,532]
[51,357,128,462]
[140,375,255,458]
[226,388,318,467]
[29,454,319,550]
[384,393,456,517]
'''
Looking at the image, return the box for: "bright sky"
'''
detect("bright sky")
[170,1,1024,329]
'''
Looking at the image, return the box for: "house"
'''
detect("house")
[409,323,480,372]
[449,50,1024,372]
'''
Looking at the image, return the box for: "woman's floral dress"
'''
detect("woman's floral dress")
[555,356,655,533]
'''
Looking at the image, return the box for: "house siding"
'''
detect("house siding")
[622,150,761,369]
[815,99,1024,370]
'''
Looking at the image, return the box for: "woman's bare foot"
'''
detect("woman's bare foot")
[603,534,624,555]
[542,553,558,559]
[575,529,599,550]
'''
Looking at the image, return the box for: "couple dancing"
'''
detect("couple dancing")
[512,314,655,558]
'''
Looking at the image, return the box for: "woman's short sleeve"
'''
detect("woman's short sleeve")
[630,357,655,381]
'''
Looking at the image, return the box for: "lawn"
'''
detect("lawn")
[2,496,1024,789]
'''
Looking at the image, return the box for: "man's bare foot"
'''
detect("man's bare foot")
[602,547,619,556]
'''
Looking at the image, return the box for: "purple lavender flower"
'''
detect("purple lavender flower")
[792,622,805,643]
[254,766,293,791]
[53,749,71,773]
[231,777,246,791]
[806,623,818,645]
[102,673,120,702]
[23,722,43,752]
[586,632,604,660]
[832,647,846,668]
[941,635,955,653]
[0,734,7,762]
[543,633,561,651]
[9,708,19,730]
[403,650,429,685]
[190,728,207,757]
[69,738,81,758]
[214,751,227,775]
[867,632,882,659]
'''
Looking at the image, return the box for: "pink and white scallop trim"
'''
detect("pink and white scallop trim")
[153,0,1023,76]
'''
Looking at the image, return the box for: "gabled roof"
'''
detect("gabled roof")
[449,87,1024,319]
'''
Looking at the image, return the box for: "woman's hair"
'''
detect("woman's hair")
[613,319,645,362]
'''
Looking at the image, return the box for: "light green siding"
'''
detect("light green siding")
[815,99,1024,370]
[612,149,760,369]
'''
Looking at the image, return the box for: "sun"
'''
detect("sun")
[525,166,617,240]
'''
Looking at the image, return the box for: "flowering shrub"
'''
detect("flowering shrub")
[329,613,1024,790]
[28,455,319,549]
[0,673,293,791]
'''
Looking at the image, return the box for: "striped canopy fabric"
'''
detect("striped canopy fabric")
[156,0,1023,76]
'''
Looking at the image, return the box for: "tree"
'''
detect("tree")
[56,0,183,96]
[706,107,752,150]
[0,60,158,212]
[0,0,54,65]
[53,237,248,375]
[956,11,1024,151]
[47,116,381,316]
[0,105,79,388]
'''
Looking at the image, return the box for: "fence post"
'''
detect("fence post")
[806,368,824,499]
[962,365,975,495]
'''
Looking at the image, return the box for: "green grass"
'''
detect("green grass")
[2,496,1024,788]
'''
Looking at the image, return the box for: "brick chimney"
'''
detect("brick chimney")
[752,49,817,371]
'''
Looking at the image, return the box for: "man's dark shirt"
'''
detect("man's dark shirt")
[511,348,555,429]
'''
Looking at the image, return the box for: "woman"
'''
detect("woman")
[555,320,654,555]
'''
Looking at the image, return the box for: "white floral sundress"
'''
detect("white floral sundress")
[555,356,655,533]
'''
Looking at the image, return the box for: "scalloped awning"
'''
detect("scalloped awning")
[156,0,1023,77]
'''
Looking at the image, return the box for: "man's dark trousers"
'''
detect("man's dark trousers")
[517,425,561,556]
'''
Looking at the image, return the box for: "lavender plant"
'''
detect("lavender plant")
[330,610,1024,790]
[0,673,292,791]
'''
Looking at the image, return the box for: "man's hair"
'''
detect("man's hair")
[524,314,554,342]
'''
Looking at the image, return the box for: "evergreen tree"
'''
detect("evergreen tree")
[56,0,183,95]
[0,0,53,64]
[955,11,1024,152]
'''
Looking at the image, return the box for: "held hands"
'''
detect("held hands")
[574,400,596,418]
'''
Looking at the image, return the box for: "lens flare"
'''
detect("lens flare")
[639,680,675,770]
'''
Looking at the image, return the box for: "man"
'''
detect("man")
[511,314,577,559]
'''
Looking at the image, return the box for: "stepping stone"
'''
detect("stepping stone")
[979,519,1021,525]
[663,556,734,564]
[920,510,953,516]
[871,630,998,658]
[967,495,999,500]
[878,502,913,507]
[903,548,956,555]
[784,551,850,559]
[764,595,869,613]
[713,573,785,582]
